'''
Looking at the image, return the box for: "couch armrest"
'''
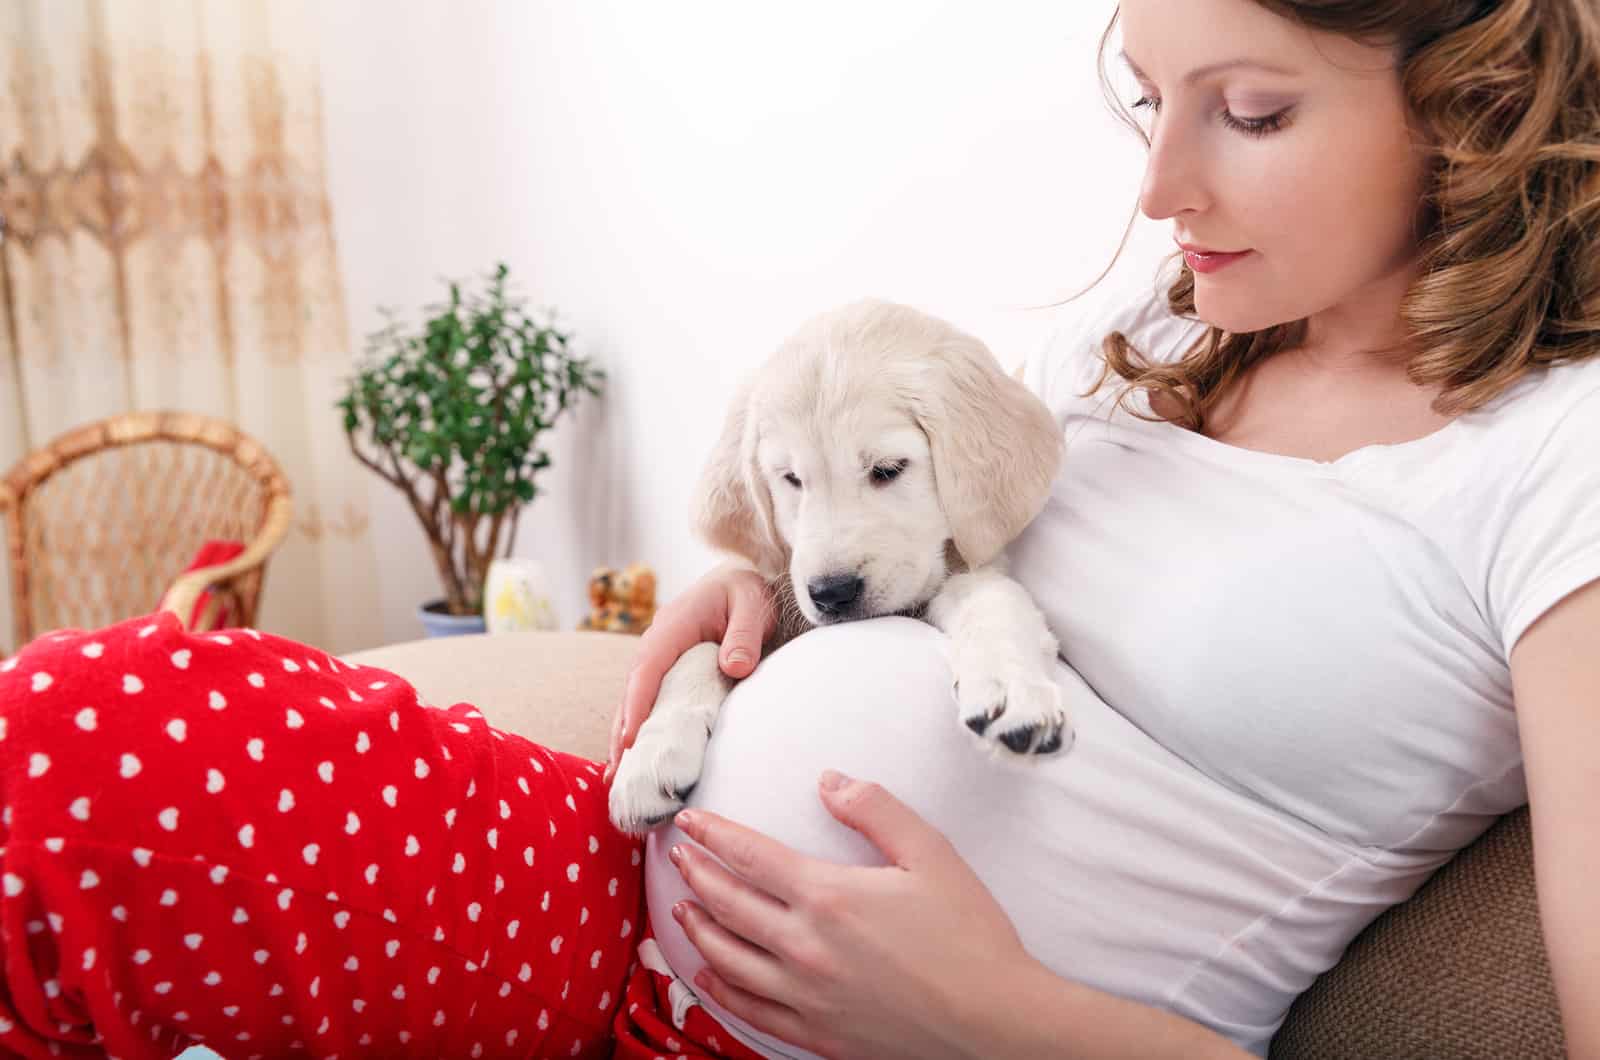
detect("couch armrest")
[1270,805,1563,1059]
[341,631,640,762]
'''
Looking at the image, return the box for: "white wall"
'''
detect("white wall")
[315,1,1172,649]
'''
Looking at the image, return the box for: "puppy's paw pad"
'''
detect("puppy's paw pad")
[993,712,1075,756]
[954,676,1009,736]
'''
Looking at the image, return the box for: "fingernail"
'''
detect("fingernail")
[669,844,684,868]
[675,809,698,833]
[672,900,689,923]
[602,763,615,783]
[726,648,750,667]
[819,769,850,792]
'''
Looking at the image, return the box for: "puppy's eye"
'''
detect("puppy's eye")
[870,460,908,485]
[782,471,802,489]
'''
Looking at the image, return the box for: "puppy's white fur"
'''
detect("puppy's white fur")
[610,299,1069,834]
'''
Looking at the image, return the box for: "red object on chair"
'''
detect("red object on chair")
[175,539,246,630]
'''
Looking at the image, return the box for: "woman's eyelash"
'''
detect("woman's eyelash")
[1129,96,1293,138]
[1221,109,1292,137]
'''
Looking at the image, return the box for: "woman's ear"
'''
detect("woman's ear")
[692,385,787,577]
[911,338,1063,569]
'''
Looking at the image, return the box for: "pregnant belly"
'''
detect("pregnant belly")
[642,617,1357,1058]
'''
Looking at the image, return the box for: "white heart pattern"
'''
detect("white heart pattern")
[318,761,335,783]
[122,675,144,695]
[165,719,187,742]
[157,807,178,831]
[69,797,91,822]
[74,708,97,731]
[171,650,191,670]
[208,690,227,711]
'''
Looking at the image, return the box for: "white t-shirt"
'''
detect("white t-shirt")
[643,280,1600,1057]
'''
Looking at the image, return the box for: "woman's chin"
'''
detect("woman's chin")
[1192,285,1296,336]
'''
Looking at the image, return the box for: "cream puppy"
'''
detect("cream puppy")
[609,299,1069,835]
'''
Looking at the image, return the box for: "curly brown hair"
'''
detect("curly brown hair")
[1091,0,1600,431]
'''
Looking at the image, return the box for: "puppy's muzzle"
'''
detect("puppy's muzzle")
[808,573,864,618]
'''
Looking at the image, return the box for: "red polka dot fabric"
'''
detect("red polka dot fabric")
[0,612,763,1059]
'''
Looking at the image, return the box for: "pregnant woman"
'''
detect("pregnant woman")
[3,0,1598,1057]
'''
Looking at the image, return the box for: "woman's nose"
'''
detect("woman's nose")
[1139,123,1207,222]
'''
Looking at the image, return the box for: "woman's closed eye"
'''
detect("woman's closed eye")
[1130,96,1295,138]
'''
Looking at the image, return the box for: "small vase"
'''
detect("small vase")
[416,599,487,638]
[484,558,561,633]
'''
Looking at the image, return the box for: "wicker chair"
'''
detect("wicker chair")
[0,411,293,655]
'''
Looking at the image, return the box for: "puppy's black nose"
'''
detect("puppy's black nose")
[808,573,864,616]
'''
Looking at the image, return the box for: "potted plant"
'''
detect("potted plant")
[337,263,605,636]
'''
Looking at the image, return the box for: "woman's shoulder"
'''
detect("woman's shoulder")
[1467,349,1600,445]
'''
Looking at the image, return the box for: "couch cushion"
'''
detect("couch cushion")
[1271,806,1564,1058]
[341,630,638,763]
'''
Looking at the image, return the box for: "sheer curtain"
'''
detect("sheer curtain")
[0,0,385,653]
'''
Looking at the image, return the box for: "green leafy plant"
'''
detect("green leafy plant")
[337,263,604,617]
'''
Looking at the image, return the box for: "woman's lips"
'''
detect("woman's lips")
[1180,247,1253,274]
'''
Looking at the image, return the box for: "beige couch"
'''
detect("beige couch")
[344,631,1568,1059]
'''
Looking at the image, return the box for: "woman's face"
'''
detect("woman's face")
[1119,0,1431,340]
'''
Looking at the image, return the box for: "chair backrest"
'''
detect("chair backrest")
[0,411,291,649]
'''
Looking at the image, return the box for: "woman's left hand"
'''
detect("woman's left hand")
[668,769,1037,1060]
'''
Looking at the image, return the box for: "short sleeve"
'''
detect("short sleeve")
[1491,382,1600,652]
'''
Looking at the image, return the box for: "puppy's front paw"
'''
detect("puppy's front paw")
[954,664,1073,756]
[607,713,710,836]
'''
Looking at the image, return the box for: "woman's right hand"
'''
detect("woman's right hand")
[603,562,775,783]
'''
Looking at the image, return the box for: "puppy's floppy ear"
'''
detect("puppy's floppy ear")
[910,335,1063,569]
[692,382,787,577]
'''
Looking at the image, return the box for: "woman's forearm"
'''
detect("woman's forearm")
[948,957,1255,1060]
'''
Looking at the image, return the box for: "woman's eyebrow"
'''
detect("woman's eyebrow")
[1119,51,1301,84]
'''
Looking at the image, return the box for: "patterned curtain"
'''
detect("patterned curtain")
[0,0,384,653]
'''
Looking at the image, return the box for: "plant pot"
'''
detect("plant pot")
[416,599,487,639]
